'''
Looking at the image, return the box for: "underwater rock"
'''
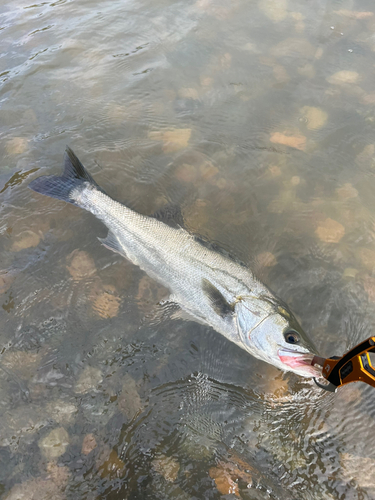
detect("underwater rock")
[152,454,180,482]
[315,218,345,243]
[91,283,121,319]
[300,106,328,130]
[327,70,360,85]
[66,250,96,280]
[45,399,77,425]
[270,131,306,151]
[74,366,103,394]
[11,230,41,251]
[148,129,192,153]
[117,373,143,420]
[258,0,288,23]
[6,137,28,155]
[81,433,97,455]
[39,427,70,459]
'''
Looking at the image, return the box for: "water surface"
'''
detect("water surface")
[2,0,375,498]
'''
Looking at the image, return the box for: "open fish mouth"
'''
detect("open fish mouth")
[278,348,321,377]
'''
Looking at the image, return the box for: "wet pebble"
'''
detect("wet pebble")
[340,453,375,489]
[258,0,288,23]
[6,137,28,155]
[81,433,97,455]
[152,454,180,482]
[45,399,77,425]
[74,366,103,394]
[4,477,65,500]
[46,462,70,488]
[91,283,121,319]
[270,131,306,151]
[358,248,375,271]
[39,427,70,459]
[256,251,277,268]
[66,250,96,280]
[300,106,328,130]
[2,349,41,380]
[117,373,143,420]
[315,218,345,243]
[0,272,14,295]
[327,70,360,85]
[336,183,358,199]
[148,129,192,153]
[11,230,41,251]
[334,10,374,20]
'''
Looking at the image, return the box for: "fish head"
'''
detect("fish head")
[235,296,320,378]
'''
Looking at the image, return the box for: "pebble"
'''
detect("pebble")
[74,366,103,394]
[152,454,180,482]
[291,176,300,186]
[358,248,375,271]
[0,272,14,295]
[91,283,121,319]
[270,37,315,59]
[300,106,328,130]
[327,70,360,85]
[148,128,192,153]
[6,137,28,155]
[258,0,288,22]
[66,250,96,280]
[46,462,70,488]
[2,350,41,379]
[178,88,199,100]
[11,230,41,251]
[199,160,219,181]
[273,64,290,83]
[209,465,239,497]
[270,131,306,151]
[362,276,375,302]
[343,268,358,279]
[117,373,143,420]
[298,63,315,78]
[39,427,70,459]
[336,183,358,199]
[340,453,375,488]
[174,163,198,183]
[4,477,65,500]
[45,399,77,425]
[334,10,374,20]
[81,433,97,455]
[256,251,277,268]
[315,218,345,243]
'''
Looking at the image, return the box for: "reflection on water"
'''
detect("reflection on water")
[2,0,375,498]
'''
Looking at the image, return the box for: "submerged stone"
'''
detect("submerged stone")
[39,427,70,459]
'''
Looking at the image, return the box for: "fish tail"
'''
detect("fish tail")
[28,147,103,206]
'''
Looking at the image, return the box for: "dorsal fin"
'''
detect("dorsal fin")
[202,278,234,317]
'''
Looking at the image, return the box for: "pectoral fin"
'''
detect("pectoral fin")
[202,278,234,318]
[98,231,124,256]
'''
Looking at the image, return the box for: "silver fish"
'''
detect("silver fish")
[29,147,320,378]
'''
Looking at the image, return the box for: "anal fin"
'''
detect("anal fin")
[202,278,234,318]
[98,231,124,256]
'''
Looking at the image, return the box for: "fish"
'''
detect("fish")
[29,147,320,378]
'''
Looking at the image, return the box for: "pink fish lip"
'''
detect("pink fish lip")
[278,348,322,376]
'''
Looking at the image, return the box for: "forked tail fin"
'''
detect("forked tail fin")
[28,147,103,206]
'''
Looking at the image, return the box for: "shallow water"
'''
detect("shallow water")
[2,0,375,498]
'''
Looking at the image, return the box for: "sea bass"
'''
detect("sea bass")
[29,147,320,378]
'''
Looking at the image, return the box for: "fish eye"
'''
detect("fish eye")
[284,330,300,344]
